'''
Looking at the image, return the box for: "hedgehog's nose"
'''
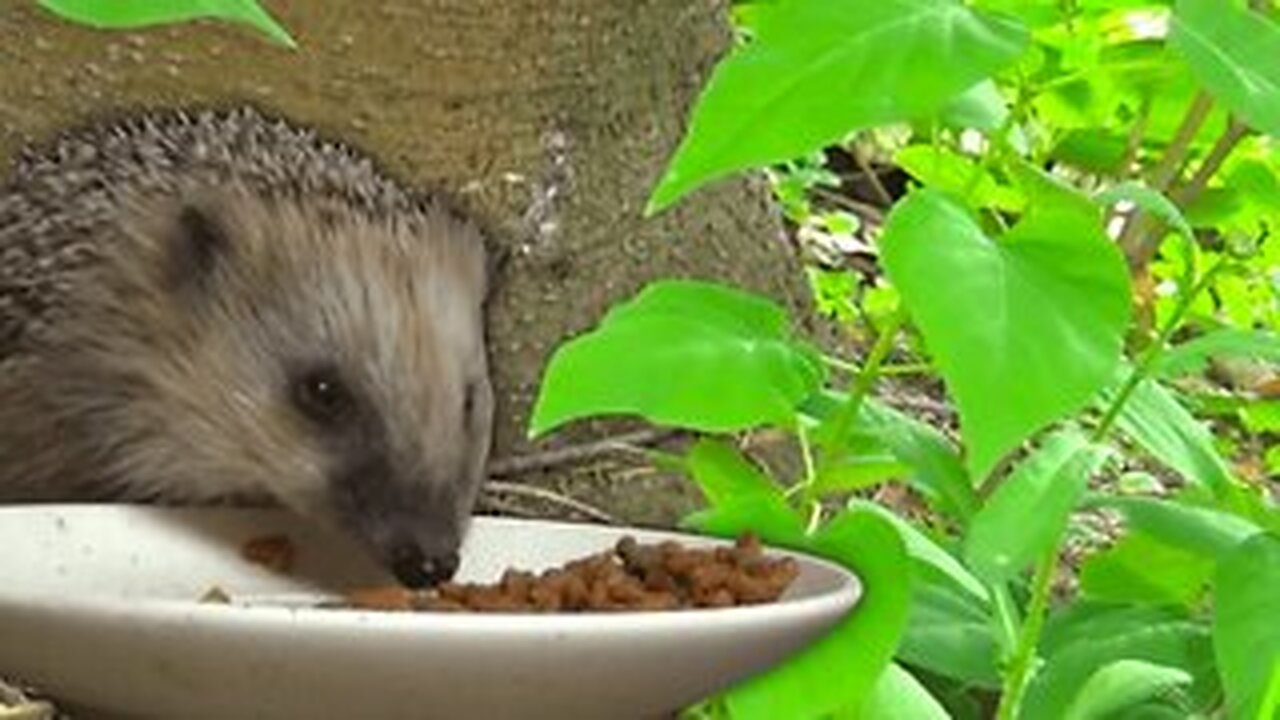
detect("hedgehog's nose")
[389,543,459,588]
[424,551,460,584]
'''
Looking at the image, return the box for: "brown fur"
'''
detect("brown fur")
[0,108,493,584]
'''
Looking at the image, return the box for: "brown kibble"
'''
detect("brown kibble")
[437,582,469,601]
[500,569,535,601]
[562,573,590,610]
[240,533,295,574]
[635,591,680,611]
[344,586,416,611]
[727,573,778,604]
[324,533,799,614]
[698,588,736,608]
[607,577,647,604]
[642,567,678,593]
[413,596,467,612]
[588,577,612,609]
[689,563,732,591]
[530,583,564,611]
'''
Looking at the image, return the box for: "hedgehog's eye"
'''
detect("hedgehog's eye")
[290,365,354,426]
[463,382,477,422]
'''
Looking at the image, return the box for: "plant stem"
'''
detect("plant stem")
[803,309,907,514]
[1172,119,1251,208]
[961,109,1018,205]
[796,422,821,522]
[995,548,1057,720]
[853,147,894,206]
[821,355,860,373]
[1095,259,1229,440]
[810,186,886,223]
[1118,90,1214,267]
[993,259,1230,718]
[879,362,932,376]
[823,356,928,377]
[991,584,1022,660]
[1151,92,1215,192]
[1119,95,1153,177]
[819,307,907,456]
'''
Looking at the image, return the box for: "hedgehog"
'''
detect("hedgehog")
[0,106,494,588]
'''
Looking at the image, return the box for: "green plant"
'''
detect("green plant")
[35,0,295,48]
[531,0,1280,717]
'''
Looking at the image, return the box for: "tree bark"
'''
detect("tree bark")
[0,0,810,523]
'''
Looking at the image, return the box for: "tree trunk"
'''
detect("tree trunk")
[0,1,810,523]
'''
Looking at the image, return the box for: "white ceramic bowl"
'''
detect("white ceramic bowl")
[0,505,859,720]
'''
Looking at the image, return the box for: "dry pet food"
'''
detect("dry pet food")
[336,533,800,613]
[240,533,295,574]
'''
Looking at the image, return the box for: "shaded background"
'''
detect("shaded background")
[0,0,811,523]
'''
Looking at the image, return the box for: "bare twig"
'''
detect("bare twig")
[1118,90,1215,266]
[486,428,681,477]
[810,186,887,224]
[853,149,895,206]
[881,392,955,418]
[1119,96,1153,177]
[1151,92,1215,192]
[482,481,619,524]
[1173,118,1252,208]
[475,496,544,520]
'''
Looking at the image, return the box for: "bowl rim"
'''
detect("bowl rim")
[0,504,862,631]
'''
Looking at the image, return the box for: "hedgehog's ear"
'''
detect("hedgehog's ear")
[168,203,231,290]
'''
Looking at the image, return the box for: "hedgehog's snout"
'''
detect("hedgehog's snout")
[327,455,469,588]
[366,503,466,588]
[389,542,460,588]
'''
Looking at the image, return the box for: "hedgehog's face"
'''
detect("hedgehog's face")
[101,187,494,588]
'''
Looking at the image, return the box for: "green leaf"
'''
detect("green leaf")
[1079,531,1215,607]
[528,280,824,437]
[1241,400,1280,434]
[1184,187,1246,228]
[1041,604,1191,658]
[1087,494,1264,560]
[1053,129,1130,174]
[1095,182,1196,243]
[895,145,1025,212]
[37,0,296,48]
[973,0,1064,28]
[800,393,978,521]
[809,419,913,494]
[1153,329,1280,378]
[899,575,1001,687]
[879,189,1131,479]
[723,511,911,719]
[682,438,788,510]
[1062,660,1193,720]
[857,400,979,522]
[938,80,1012,133]
[836,663,952,719]
[848,500,988,602]
[964,429,1106,584]
[1007,158,1101,221]
[1229,158,1280,215]
[681,497,807,547]
[678,439,806,544]
[813,453,912,494]
[646,0,1028,213]
[1103,376,1236,497]
[1170,0,1280,135]
[1024,608,1219,719]
[1213,533,1280,720]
